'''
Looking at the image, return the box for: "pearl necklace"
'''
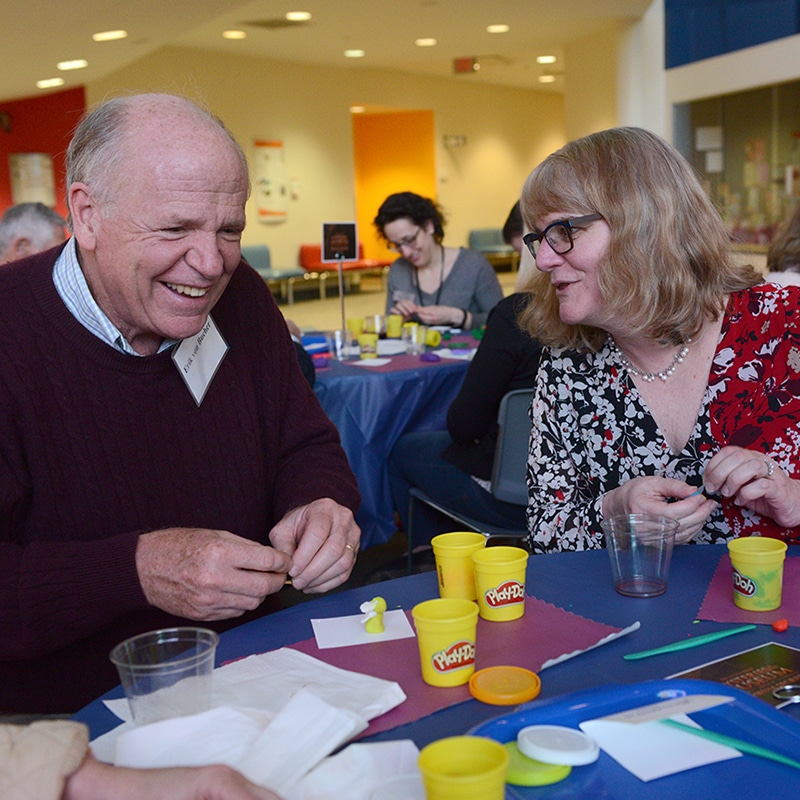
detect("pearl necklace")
[610,337,691,383]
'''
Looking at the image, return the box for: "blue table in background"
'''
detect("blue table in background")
[313,353,470,548]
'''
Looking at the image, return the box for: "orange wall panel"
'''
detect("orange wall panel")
[353,110,436,261]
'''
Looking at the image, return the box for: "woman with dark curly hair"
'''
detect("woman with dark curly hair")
[520,127,800,553]
[374,191,502,329]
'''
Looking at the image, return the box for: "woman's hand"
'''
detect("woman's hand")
[602,476,717,544]
[414,305,465,327]
[703,446,800,528]
[389,299,419,319]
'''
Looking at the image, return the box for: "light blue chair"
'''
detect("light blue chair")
[240,245,307,304]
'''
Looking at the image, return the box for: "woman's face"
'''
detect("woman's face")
[383,217,437,269]
[533,212,612,329]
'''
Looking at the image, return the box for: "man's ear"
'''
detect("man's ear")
[8,237,34,261]
[68,183,99,251]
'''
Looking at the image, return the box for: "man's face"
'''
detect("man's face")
[73,123,248,355]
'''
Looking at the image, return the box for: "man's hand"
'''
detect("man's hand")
[135,528,292,620]
[269,498,360,593]
[64,754,283,800]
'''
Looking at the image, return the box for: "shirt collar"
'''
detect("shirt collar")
[53,237,177,356]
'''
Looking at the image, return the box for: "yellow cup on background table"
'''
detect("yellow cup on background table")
[471,546,528,621]
[411,598,478,687]
[346,317,364,339]
[386,314,403,338]
[357,332,378,359]
[418,735,509,800]
[728,537,787,611]
[426,328,442,347]
[431,531,486,600]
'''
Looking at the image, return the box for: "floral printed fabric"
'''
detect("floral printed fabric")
[525,283,800,553]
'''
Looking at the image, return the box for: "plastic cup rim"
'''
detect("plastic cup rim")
[109,626,219,670]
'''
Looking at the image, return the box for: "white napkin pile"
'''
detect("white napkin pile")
[90,648,411,796]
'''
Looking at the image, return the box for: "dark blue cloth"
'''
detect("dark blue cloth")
[388,430,527,545]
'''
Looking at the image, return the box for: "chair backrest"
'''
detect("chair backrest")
[241,244,272,273]
[490,389,532,505]
[468,228,512,254]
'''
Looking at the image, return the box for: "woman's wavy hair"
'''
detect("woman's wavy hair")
[373,192,446,243]
[518,127,762,351]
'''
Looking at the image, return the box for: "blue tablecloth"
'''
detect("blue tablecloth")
[75,544,800,776]
[313,353,470,547]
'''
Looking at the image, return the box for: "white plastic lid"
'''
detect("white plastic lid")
[517,725,600,766]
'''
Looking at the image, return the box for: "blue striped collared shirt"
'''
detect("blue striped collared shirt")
[53,237,176,355]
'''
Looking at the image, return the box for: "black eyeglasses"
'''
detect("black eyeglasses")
[387,226,422,253]
[523,213,603,259]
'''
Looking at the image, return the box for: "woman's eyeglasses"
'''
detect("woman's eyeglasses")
[523,213,603,259]
[387,226,422,253]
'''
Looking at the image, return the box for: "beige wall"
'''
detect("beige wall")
[563,26,620,140]
[87,46,565,267]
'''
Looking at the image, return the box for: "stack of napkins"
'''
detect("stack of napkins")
[91,648,411,796]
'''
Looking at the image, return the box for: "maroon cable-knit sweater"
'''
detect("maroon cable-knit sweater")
[0,246,360,713]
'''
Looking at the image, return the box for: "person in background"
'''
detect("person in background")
[4,719,281,800]
[374,191,503,329]
[520,126,800,554]
[765,203,800,286]
[502,201,524,256]
[388,202,541,545]
[0,202,66,264]
[285,317,315,387]
[0,93,360,715]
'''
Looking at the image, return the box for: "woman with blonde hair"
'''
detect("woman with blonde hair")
[520,126,800,553]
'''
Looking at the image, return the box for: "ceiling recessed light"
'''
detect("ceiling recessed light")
[415,38,437,47]
[350,105,366,114]
[57,60,88,71]
[92,30,128,42]
[286,11,311,21]
[37,78,65,89]
[344,49,365,58]
[538,74,556,84]
[537,55,557,65]
[223,30,246,40]
[487,24,509,34]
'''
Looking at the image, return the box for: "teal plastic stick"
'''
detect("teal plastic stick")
[662,718,800,771]
[623,624,756,660]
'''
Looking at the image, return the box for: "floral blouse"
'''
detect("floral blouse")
[525,284,800,553]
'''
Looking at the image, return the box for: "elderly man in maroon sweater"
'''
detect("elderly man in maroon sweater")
[0,94,361,714]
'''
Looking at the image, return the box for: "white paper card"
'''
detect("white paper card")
[172,316,228,405]
[311,609,416,649]
[580,713,741,781]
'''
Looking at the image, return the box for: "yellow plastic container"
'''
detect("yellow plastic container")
[357,332,378,358]
[728,537,787,611]
[386,314,403,338]
[411,598,478,687]
[426,328,442,347]
[431,531,486,600]
[418,735,509,800]
[471,546,528,621]
[346,317,364,338]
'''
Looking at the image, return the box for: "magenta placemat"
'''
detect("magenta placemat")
[288,596,626,738]
[697,554,800,626]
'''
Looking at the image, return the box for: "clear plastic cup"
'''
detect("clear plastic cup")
[601,514,678,597]
[109,627,218,725]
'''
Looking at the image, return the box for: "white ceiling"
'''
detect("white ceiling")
[1,0,653,103]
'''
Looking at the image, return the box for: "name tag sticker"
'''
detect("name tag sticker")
[172,316,229,405]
